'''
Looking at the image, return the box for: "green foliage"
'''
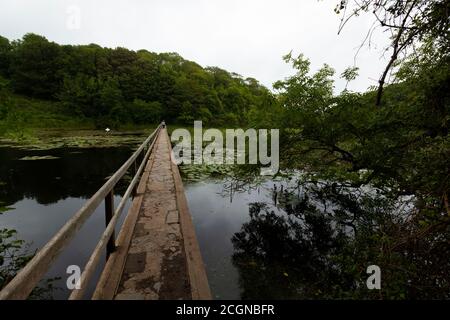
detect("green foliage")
[0,201,60,298]
[0,226,60,299]
[0,33,275,130]
[0,35,11,76]
[273,53,335,131]
[265,42,449,298]
[276,46,449,202]
[0,26,447,299]
[9,34,63,98]
[129,99,163,124]
[341,66,359,90]
[0,75,90,141]
[0,228,30,288]
[0,205,34,294]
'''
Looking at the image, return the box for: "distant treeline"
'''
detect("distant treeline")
[0,33,275,127]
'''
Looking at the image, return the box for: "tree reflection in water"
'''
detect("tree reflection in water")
[231,181,450,299]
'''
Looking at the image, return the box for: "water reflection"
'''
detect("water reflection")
[231,181,450,299]
[0,146,133,206]
[185,176,450,300]
[2,142,448,299]
[0,146,135,298]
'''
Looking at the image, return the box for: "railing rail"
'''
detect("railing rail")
[0,123,163,300]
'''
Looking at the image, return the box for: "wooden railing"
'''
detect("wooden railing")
[0,124,163,300]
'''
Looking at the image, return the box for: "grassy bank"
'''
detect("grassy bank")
[0,84,94,142]
[0,82,162,147]
[0,92,160,150]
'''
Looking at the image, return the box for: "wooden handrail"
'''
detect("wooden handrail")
[68,130,159,299]
[0,124,162,300]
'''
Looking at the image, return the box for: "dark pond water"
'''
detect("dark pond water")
[0,138,296,299]
[184,178,287,299]
[0,145,135,299]
[2,139,439,299]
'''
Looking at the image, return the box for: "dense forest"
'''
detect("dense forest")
[0,33,274,130]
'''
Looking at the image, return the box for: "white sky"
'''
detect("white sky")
[0,0,391,93]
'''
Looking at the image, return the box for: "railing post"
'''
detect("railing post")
[105,189,115,258]
[132,159,138,197]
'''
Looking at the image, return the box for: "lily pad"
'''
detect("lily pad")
[1,129,151,151]
[19,155,60,161]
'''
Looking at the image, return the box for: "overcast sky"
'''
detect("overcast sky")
[0,0,391,92]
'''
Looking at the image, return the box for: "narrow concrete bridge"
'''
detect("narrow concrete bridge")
[0,124,211,300]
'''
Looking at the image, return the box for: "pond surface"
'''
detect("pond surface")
[0,133,143,299]
[2,132,439,299]
[183,178,289,299]
[0,130,290,299]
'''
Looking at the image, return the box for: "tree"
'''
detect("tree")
[58,74,99,117]
[9,33,62,98]
[1,33,277,126]
[0,36,11,76]
[336,0,450,105]
[96,77,125,127]
[129,99,163,124]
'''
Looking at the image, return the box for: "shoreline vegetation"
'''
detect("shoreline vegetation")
[0,33,275,139]
[0,127,154,151]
